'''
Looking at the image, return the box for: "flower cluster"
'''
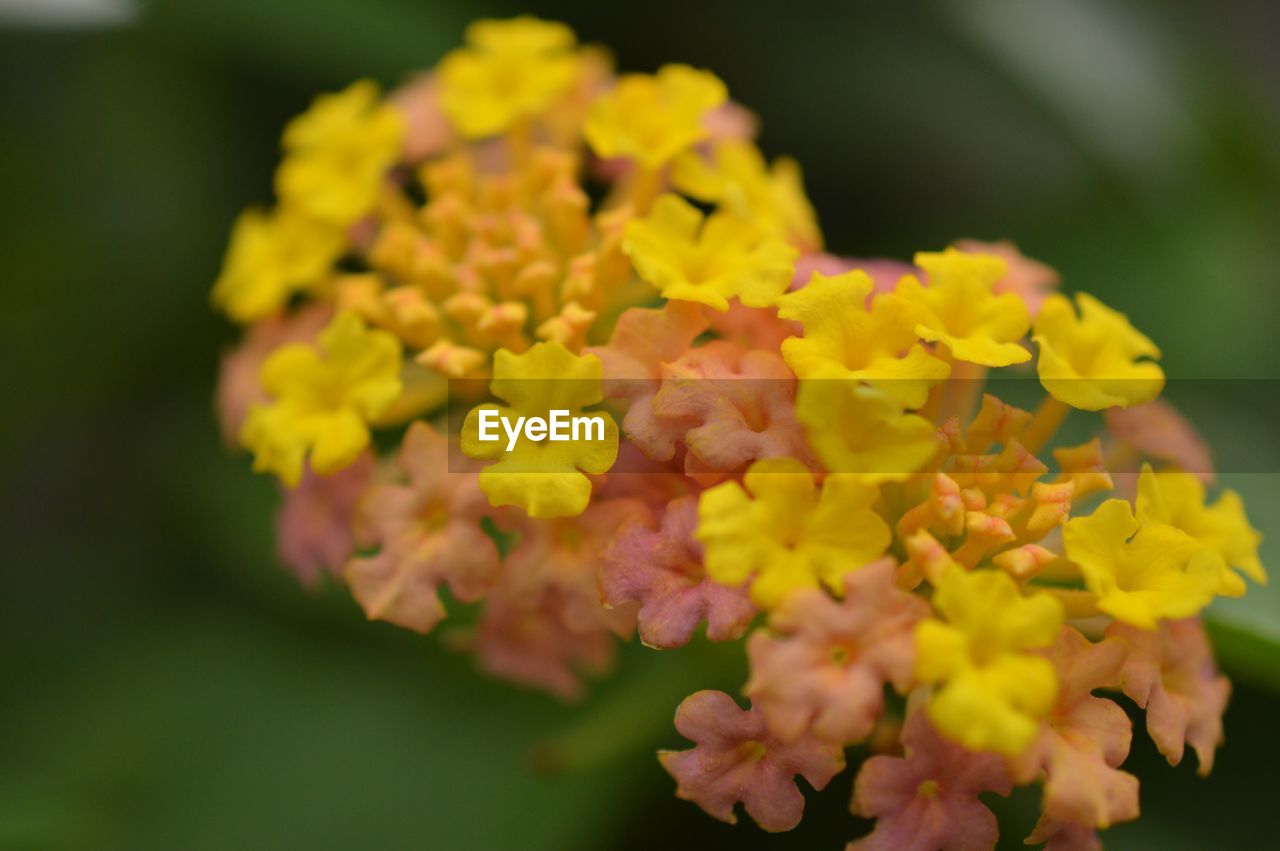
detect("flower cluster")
[213,17,1266,849]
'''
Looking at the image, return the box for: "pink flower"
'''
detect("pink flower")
[276,452,374,585]
[344,422,499,633]
[745,559,928,744]
[587,300,708,461]
[591,442,699,508]
[704,299,798,351]
[439,496,646,698]
[953,239,1059,317]
[653,341,815,479]
[470,587,616,701]
[1108,618,1231,775]
[849,711,1013,851]
[601,495,755,649]
[1025,815,1102,851]
[459,478,646,702]
[792,253,914,298]
[1105,400,1215,485]
[1012,627,1138,831]
[462,473,648,702]
[501,498,650,638]
[214,304,332,444]
[659,690,845,832]
[702,101,759,143]
[388,72,454,163]
[792,252,856,285]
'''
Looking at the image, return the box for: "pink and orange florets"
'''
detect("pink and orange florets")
[213,16,1266,849]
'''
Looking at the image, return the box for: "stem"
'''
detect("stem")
[1021,395,1070,453]
[917,351,953,424]
[939,360,987,425]
[1039,587,1100,619]
[628,166,662,214]
[507,117,534,168]
[1035,557,1083,583]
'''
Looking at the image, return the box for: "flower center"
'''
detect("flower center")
[421,501,449,531]
[739,740,768,763]
[916,779,941,799]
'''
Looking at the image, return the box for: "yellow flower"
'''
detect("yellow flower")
[240,312,403,487]
[467,15,575,53]
[584,64,727,170]
[461,342,618,519]
[776,270,950,408]
[796,382,939,483]
[211,207,345,323]
[275,80,404,226]
[1033,292,1164,410]
[915,566,1063,756]
[672,140,822,250]
[899,249,1031,367]
[1137,464,1266,589]
[622,193,796,311]
[696,457,890,609]
[1064,499,1222,630]
[439,16,580,138]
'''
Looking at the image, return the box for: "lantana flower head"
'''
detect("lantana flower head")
[212,17,1266,849]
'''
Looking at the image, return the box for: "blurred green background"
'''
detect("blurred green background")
[2,0,1278,848]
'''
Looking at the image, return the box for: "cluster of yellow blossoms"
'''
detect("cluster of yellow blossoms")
[213,17,1266,850]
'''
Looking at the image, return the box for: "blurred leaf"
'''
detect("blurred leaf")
[950,0,1200,180]
[0,0,138,28]
[145,0,468,84]
[1205,616,1280,694]
[0,605,644,850]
